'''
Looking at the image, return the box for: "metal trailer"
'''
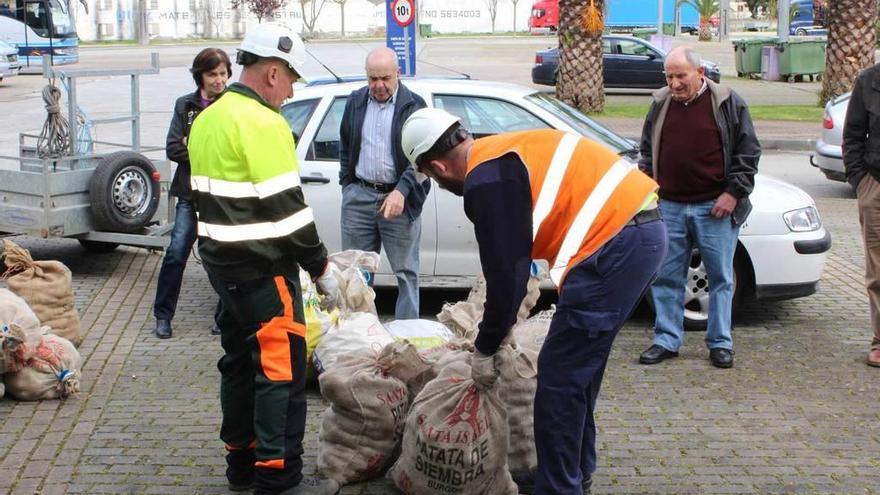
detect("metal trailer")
[0,53,173,253]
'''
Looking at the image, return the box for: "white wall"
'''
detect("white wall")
[72,0,537,41]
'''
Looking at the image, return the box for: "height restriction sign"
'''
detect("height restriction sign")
[391,0,414,27]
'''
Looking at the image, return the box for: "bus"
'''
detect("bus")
[0,0,78,67]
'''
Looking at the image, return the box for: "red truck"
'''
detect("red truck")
[528,0,559,33]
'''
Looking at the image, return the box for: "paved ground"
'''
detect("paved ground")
[0,151,878,495]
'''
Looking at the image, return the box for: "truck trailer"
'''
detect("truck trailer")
[529,0,699,33]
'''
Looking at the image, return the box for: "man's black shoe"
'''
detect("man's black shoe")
[583,476,592,494]
[155,319,172,339]
[709,348,734,368]
[511,470,535,494]
[639,344,678,364]
[210,322,221,336]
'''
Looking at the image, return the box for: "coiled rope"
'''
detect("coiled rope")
[36,79,71,158]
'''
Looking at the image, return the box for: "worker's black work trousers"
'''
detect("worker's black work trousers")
[207,270,308,495]
[534,219,667,495]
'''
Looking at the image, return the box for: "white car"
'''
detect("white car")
[283,78,831,329]
[0,39,20,83]
[811,91,848,185]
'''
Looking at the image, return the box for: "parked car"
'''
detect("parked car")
[282,78,830,329]
[811,91,848,185]
[0,39,20,83]
[532,35,722,88]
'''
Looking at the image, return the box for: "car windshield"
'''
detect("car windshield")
[526,92,638,154]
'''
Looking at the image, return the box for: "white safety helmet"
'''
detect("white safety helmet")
[238,23,306,79]
[401,107,463,167]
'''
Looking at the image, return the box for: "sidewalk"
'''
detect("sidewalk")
[596,117,819,151]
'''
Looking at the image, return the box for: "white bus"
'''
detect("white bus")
[0,0,78,67]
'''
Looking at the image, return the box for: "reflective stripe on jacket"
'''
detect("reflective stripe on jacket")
[187,83,327,281]
[466,129,658,285]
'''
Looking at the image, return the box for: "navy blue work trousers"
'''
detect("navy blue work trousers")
[534,219,667,495]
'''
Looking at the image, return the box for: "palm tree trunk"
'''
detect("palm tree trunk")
[556,0,605,113]
[820,0,878,105]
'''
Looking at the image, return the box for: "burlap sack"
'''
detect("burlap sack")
[0,321,28,374]
[317,341,430,485]
[496,345,539,478]
[313,312,395,374]
[388,359,518,495]
[437,266,545,341]
[328,250,381,315]
[4,333,81,400]
[2,240,82,347]
[511,317,552,355]
[408,339,475,398]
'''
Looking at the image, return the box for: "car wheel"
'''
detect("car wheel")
[646,248,746,331]
[796,28,807,35]
[78,239,120,253]
[89,151,160,233]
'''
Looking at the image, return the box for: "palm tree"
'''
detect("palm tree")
[820,0,877,105]
[678,0,719,41]
[556,0,605,113]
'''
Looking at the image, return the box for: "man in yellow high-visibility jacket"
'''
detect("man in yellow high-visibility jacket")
[187,23,340,495]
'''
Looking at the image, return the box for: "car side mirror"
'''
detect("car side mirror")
[647,52,658,60]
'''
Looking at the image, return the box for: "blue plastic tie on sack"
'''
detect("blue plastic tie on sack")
[358,267,375,286]
[56,369,71,382]
[530,261,540,278]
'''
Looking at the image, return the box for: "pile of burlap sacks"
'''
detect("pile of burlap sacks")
[0,239,83,401]
[304,251,554,495]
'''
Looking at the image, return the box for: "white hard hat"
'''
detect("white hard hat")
[401,108,462,167]
[238,23,306,79]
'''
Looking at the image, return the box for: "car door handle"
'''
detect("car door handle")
[302,175,331,184]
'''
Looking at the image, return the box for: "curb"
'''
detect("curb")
[624,136,816,152]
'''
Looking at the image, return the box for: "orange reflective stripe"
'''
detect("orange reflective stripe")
[466,130,659,287]
[225,440,256,451]
[255,459,285,470]
[255,276,307,382]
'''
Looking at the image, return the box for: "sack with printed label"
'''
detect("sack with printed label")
[0,321,30,374]
[408,339,475,398]
[2,240,82,347]
[318,341,430,485]
[4,333,81,400]
[386,320,454,350]
[388,359,518,495]
[511,311,553,355]
[313,312,395,374]
[328,250,381,315]
[496,345,539,478]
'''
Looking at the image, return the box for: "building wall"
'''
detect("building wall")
[72,0,537,41]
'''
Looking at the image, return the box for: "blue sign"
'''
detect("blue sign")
[386,0,416,76]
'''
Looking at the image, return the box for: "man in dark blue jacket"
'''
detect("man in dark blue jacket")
[338,47,429,319]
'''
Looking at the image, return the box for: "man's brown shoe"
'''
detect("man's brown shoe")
[866,348,880,368]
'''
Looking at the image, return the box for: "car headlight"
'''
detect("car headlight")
[783,206,821,232]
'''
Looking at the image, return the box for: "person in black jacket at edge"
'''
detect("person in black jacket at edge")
[153,48,231,339]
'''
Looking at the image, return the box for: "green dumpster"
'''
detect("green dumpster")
[732,37,778,77]
[632,28,657,40]
[419,23,432,38]
[776,37,826,81]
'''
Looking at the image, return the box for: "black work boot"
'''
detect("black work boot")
[279,476,340,495]
[226,448,255,492]
[512,470,535,494]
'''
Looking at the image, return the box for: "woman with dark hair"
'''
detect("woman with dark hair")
[154,48,231,339]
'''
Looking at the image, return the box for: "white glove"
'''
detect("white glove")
[314,261,342,311]
[471,350,499,390]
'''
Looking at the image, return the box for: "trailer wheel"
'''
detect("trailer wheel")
[89,151,160,233]
[78,239,120,253]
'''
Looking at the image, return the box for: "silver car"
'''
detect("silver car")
[0,39,20,83]
[811,92,849,185]
[282,78,830,330]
